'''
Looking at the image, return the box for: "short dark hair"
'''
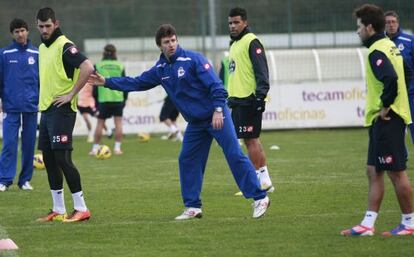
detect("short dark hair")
[103,44,117,59]
[229,7,247,20]
[37,7,56,22]
[354,4,385,33]
[155,24,177,46]
[9,18,28,33]
[385,10,399,21]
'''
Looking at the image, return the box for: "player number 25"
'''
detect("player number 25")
[52,136,61,143]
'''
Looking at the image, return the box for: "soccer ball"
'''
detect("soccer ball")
[137,132,151,143]
[33,154,45,169]
[95,145,112,160]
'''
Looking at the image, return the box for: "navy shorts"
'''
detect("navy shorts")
[367,110,407,172]
[97,102,125,119]
[38,104,76,151]
[231,105,262,139]
[159,96,179,122]
[78,106,97,116]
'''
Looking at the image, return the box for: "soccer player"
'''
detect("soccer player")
[218,51,230,90]
[88,24,270,220]
[89,44,126,155]
[35,7,93,222]
[341,4,414,236]
[159,96,183,142]
[227,7,274,192]
[77,82,97,143]
[0,18,39,192]
[384,10,414,143]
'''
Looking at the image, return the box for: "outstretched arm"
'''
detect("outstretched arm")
[88,71,106,85]
[88,65,161,92]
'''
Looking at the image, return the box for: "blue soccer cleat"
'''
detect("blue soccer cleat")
[381,224,414,236]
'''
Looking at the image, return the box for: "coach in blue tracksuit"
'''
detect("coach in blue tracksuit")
[89,24,270,220]
[0,19,39,192]
[385,11,414,143]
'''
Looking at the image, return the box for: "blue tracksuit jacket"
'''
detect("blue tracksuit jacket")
[388,29,414,143]
[0,40,39,187]
[388,29,414,92]
[107,46,227,122]
[0,40,39,112]
[105,45,265,207]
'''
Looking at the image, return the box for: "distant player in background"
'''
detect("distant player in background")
[384,10,414,143]
[218,51,230,90]
[341,4,414,236]
[88,24,270,220]
[0,18,39,192]
[36,7,93,222]
[160,95,183,142]
[219,49,244,148]
[90,44,126,155]
[77,82,97,143]
[227,7,274,193]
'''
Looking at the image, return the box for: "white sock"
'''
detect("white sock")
[258,166,272,187]
[92,144,99,152]
[402,213,414,228]
[72,191,87,212]
[51,189,66,214]
[176,131,183,142]
[169,124,178,133]
[360,211,378,228]
[88,130,94,138]
[106,126,113,136]
[114,141,122,151]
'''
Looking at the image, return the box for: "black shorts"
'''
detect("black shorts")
[38,104,76,151]
[78,106,96,116]
[159,96,179,122]
[231,105,262,139]
[367,110,407,172]
[97,102,125,119]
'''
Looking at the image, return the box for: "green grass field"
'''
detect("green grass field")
[1,129,414,257]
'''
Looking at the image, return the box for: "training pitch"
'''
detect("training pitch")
[1,129,414,257]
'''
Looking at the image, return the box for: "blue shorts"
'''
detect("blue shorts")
[78,106,97,116]
[159,96,179,122]
[97,102,125,119]
[231,105,262,139]
[38,104,76,151]
[367,110,407,172]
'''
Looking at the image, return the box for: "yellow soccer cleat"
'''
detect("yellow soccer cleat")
[234,191,243,196]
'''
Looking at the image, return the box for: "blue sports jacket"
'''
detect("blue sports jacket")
[387,29,414,94]
[105,45,227,123]
[0,40,39,112]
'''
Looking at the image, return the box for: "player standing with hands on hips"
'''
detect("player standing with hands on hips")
[35,7,94,222]
[341,4,414,236]
[88,24,270,220]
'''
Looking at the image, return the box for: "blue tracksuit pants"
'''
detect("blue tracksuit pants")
[179,106,266,208]
[408,93,414,144]
[0,112,37,187]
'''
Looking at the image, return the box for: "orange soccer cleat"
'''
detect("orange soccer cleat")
[36,210,67,222]
[63,209,91,223]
